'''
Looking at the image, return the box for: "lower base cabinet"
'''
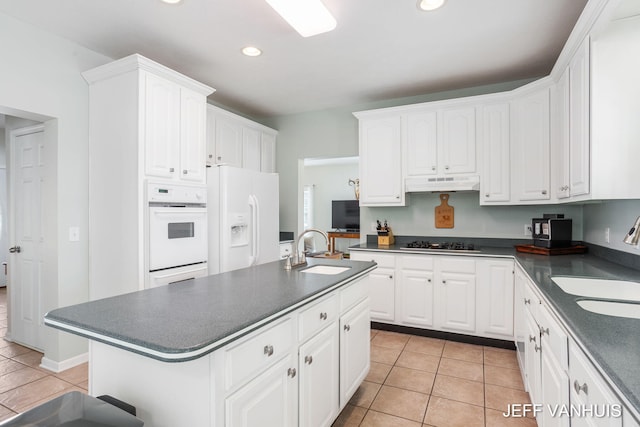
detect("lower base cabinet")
[226,354,299,427]
[340,298,371,407]
[299,323,340,427]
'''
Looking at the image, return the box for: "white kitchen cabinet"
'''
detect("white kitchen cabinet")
[524,308,542,407]
[568,36,591,198]
[143,73,208,183]
[398,255,435,328]
[511,86,551,202]
[83,54,214,299]
[207,104,278,172]
[405,111,438,176]
[261,132,277,173]
[479,102,511,204]
[225,354,298,427]
[436,257,476,334]
[552,67,571,200]
[440,106,477,174]
[339,298,370,408]
[299,323,340,427]
[349,252,396,322]
[356,115,405,206]
[569,340,622,427]
[476,258,514,339]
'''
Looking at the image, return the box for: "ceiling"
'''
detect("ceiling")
[0,0,589,118]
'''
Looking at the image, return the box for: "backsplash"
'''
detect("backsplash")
[583,199,640,255]
[360,192,584,240]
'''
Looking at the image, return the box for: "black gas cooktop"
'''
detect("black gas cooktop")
[401,241,480,253]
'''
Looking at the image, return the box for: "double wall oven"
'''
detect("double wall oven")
[147,182,208,288]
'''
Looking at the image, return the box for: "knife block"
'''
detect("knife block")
[377,229,395,246]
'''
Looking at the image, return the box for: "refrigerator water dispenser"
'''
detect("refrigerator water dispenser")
[230,213,249,247]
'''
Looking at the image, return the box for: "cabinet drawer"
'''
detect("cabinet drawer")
[438,257,475,274]
[351,252,395,268]
[400,255,434,271]
[569,341,622,425]
[299,294,339,343]
[340,277,367,313]
[522,280,541,319]
[538,305,568,371]
[224,317,294,391]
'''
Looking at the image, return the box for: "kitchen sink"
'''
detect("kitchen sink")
[301,265,351,275]
[577,300,640,320]
[551,276,640,301]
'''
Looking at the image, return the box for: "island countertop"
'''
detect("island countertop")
[44,258,376,362]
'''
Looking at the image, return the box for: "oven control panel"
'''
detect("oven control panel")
[147,182,207,205]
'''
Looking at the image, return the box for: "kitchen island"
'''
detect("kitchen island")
[45,258,376,427]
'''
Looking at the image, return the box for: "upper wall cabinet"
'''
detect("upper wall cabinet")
[206,105,278,173]
[405,106,476,178]
[511,86,551,203]
[356,115,404,206]
[479,101,511,204]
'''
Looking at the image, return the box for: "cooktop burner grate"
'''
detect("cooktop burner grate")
[402,241,479,252]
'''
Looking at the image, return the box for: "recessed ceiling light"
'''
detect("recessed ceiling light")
[265,0,336,37]
[418,0,445,11]
[242,46,262,57]
[160,0,182,4]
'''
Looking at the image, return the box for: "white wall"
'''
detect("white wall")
[0,12,111,363]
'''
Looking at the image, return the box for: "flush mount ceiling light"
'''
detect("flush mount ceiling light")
[418,0,446,11]
[265,0,337,37]
[242,46,262,57]
[160,0,183,4]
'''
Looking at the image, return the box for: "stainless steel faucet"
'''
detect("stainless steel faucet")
[285,228,330,270]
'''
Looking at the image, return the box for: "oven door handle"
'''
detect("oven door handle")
[249,195,259,266]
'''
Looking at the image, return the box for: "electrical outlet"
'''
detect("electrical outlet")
[524,224,532,237]
[605,227,610,244]
[371,222,377,232]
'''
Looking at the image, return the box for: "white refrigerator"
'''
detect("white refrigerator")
[207,165,280,274]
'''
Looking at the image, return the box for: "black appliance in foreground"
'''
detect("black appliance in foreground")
[532,214,573,248]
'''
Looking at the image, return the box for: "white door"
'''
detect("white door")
[340,298,370,408]
[252,171,280,265]
[405,111,438,176]
[8,125,45,350]
[440,107,476,174]
[179,87,207,183]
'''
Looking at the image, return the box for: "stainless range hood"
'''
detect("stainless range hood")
[405,175,480,192]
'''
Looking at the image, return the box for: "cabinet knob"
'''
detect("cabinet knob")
[445,165,450,170]
[344,324,351,332]
[427,278,431,283]
[169,167,175,173]
[534,344,541,352]
[319,312,328,320]
[217,156,222,161]
[208,154,213,159]
[485,194,490,198]
[524,298,531,305]
[287,368,297,378]
[574,380,588,395]
[442,280,446,285]
[263,345,274,357]
[395,195,400,199]
[389,275,393,279]
[431,166,436,171]
[541,190,548,195]
[183,170,188,175]
[305,355,313,365]
[540,326,549,336]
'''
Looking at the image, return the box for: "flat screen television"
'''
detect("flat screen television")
[331,200,360,231]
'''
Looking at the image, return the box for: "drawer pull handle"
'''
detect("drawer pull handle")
[540,326,549,336]
[319,312,328,320]
[344,324,351,332]
[524,298,531,305]
[534,344,541,352]
[529,335,537,343]
[264,345,274,357]
[287,368,297,378]
[574,380,588,395]
[305,355,313,365]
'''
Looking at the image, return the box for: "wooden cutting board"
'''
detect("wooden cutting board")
[435,193,454,228]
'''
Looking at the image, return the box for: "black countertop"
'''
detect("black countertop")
[44,258,376,362]
[351,243,640,417]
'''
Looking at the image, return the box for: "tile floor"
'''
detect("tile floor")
[333,328,538,427]
[0,287,89,422]
[0,289,536,426]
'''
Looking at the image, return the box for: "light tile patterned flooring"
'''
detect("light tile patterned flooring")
[333,328,538,427]
[0,287,89,422]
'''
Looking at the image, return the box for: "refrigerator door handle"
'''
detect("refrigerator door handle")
[248,195,259,265]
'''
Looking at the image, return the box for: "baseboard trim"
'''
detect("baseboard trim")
[40,352,89,373]
[371,322,515,350]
